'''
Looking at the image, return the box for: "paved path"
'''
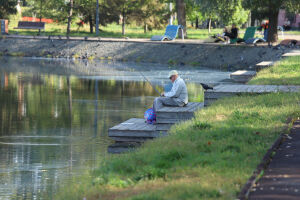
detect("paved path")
[248,120,300,200]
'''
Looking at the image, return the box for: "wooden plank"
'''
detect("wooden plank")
[204,84,300,107]
[156,123,173,131]
[109,137,154,142]
[204,92,234,99]
[230,70,256,76]
[156,102,203,113]
[282,52,300,57]
[204,99,217,106]
[256,61,274,66]
[230,70,256,83]
[156,112,194,123]
[156,118,192,124]
[212,85,223,91]
[110,118,156,131]
[109,130,162,138]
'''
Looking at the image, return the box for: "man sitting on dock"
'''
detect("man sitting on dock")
[153,70,188,112]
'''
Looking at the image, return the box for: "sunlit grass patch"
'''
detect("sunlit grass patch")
[8,13,223,40]
[249,56,300,85]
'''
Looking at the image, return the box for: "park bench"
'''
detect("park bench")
[14,21,45,31]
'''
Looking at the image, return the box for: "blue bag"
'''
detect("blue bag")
[144,108,156,124]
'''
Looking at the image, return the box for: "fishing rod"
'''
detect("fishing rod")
[139,72,162,96]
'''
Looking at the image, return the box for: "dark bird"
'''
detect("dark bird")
[200,83,213,90]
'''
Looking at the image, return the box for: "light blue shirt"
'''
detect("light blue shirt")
[165,77,188,105]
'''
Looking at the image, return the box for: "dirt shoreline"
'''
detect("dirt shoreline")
[0,37,294,70]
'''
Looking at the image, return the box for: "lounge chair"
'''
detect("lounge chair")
[151,25,184,41]
[245,26,284,44]
[230,26,257,44]
[244,28,267,44]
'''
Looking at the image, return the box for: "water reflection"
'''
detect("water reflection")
[0,57,230,199]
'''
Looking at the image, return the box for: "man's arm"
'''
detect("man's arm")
[165,80,183,98]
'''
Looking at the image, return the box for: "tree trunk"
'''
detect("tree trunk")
[39,0,42,22]
[208,18,211,33]
[176,0,187,38]
[195,17,199,29]
[89,15,94,33]
[122,8,125,36]
[250,11,255,26]
[247,12,251,27]
[95,0,99,35]
[267,9,279,44]
[39,0,42,35]
[144,23,148,33]
[67,0,74,35]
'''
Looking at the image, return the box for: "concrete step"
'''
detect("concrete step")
[204,84,300,106]
[156,102,204,124]
[230,70,256,83]
[108,118,167,142]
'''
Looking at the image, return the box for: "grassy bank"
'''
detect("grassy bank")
[56,92,300,200]
[55,52,300,200]
[249,56,300,85]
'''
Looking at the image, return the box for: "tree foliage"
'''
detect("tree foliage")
[194,0,249,26]
[0,0,17,19]
[24,0,68,21]
[243,0,300,43]
[132,0,170,32]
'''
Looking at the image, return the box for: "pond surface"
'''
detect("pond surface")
[0,57,231,199]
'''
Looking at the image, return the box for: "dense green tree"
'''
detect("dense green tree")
[0,0,17,19]
[76,0,98,33]
[243,0,300,43]
[194,0,249,32]
[218,0,249,26]
[194,0,218,32]
[98,0,138,35]
[99,0,170,35]
[24,0,67,21]
[186,2,203,29]
[133,0,170,33]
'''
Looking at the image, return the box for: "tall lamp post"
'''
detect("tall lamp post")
[96,0,99,35]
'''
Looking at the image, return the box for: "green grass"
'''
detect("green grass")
[55,92,300,200]
[54,45,300,200]
[8,20,221,39]
[285,31,300,35]
[6,11,300,39]
[7,13,221,39]
[248,56,300,85]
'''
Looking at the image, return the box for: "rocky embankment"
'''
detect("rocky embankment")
[0,37,292,70]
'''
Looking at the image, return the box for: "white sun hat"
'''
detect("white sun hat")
[168,70,178,78]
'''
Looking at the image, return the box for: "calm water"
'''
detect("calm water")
[0,57,231,199]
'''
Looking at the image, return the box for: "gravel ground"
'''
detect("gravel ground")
[0,37,298,70]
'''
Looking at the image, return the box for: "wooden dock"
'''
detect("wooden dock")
[156,102,204,123]
[230,70,256,83]
[108,102,204,142]
[282,50,300,57]
[204,84,300,106]
[255,61,275,71]
[107,142,141,154]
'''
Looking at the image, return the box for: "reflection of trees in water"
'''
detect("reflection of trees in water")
[0,58,207,199]
[0,71,204,138]
[0,71,160,137]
